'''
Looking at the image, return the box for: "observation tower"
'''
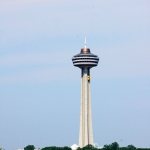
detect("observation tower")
[72,38,99,148]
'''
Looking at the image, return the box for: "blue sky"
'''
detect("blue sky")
[0,0,150,149]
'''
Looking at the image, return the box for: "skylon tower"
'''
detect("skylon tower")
[72,38,99,148]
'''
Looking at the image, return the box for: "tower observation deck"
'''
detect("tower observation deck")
[72,40,99,148]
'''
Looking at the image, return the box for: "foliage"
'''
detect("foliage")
[127,145,136,150]
[77,144,99,150]
[103,142,119,150]
[137,149,150,150]
[41,146,71,150]
[24,142,150,150]
[120,145,136,150]
[24,145,35,150]
[83,144,97,150]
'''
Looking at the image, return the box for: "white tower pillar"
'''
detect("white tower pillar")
[72,41,99,148]
[79,68,93,147]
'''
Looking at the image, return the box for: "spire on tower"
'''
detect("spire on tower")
[84,36,86,48]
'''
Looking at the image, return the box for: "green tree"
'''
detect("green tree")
[126,145,136,150]
[82,144,97,150]
[77,147,82,150]
[120,147,128,150]
[103,142,119,150]
[110,142,119,150]
[63,146,72,150]
[24,145,35,150]
[41,146,71,150]
[41,146,56,150]
[103,144,111,150]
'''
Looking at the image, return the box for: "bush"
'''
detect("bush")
[24,145,35,150]
[41,146,71,150]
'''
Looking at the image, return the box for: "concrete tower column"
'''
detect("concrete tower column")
[79,67,93,147]
[72,42,99,148]
[87,69,94,145]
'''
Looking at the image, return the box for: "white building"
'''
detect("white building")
[71,144,79,150]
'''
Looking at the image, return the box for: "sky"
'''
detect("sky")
[0,0,150,149]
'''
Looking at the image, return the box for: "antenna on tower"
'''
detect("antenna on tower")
[84,36,86,48]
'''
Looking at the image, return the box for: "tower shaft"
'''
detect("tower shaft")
[79,67,93,147]
[72,45,99,148]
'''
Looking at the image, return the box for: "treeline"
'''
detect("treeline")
[24,145,71,150]
[102,142,150,150]
[24,142,150,150]
[41,146,71,150]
